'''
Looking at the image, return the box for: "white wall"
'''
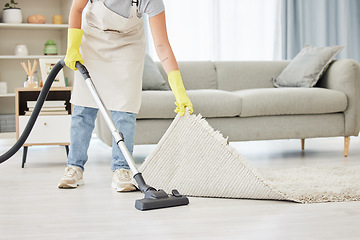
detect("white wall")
[146,0,279,61]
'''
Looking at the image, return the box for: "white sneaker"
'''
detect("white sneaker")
[112,169,137,192]
[58,166,84,188]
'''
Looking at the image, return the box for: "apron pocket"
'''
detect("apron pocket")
[104,27,139,36]
[86,22,140,37]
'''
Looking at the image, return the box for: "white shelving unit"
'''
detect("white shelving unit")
[0,55,66,60]
[0,23,68,29]
[0,93,16,97]
[16,87,72,167]
[0,0,72,116]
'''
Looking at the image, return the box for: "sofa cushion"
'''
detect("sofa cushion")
[142,54,170,90]
[233,88,347,117]
[272,45,344,88]
[215,61,290,91]
[138,89,242,119]
[157,62,218,90]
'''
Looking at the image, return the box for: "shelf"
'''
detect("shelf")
[0,93,15,97]
[16,87,72,92]
[0,0,73,117]
[0,55,65,60]
[0,23,68,30]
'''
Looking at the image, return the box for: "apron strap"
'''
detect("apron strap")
[132,0,138,7]
[90,0,137,4]
[89,0,106,3]
[89,0,138,7]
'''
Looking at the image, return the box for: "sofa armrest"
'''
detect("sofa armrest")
[318,59,360,136]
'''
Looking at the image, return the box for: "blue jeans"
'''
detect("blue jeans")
[67,105,136,172]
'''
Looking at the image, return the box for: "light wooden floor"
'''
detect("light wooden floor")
[0,132,360,240]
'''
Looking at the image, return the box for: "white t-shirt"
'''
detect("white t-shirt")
[92,0,165,18]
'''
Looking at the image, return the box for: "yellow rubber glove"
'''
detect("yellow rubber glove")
[64,28,84,71]
[168,70,193,116]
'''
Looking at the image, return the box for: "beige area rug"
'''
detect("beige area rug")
[139,112,360,203]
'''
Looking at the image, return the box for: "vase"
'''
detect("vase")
[44,40,58,55]
[24,75,39,88]
[52,15,63,24]
[0,82,7,94]
[14,44,28,56]
[2,8,22,24]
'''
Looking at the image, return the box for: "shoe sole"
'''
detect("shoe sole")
[111,182,137,192]
[58,178,84,189]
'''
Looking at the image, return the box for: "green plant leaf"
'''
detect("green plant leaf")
[5,3,10,8]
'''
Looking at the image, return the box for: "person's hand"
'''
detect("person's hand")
[64,28,84,70]
[168,70,193,116]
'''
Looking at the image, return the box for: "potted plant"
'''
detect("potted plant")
[2,0,22,24]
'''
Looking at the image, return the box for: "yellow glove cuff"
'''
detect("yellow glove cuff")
[67,28,84,51]
[65,28,84,70]
[168,70,193,116]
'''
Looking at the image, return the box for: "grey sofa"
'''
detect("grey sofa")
[95,59,360,156]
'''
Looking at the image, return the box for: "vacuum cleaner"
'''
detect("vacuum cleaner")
[0,59,189,211]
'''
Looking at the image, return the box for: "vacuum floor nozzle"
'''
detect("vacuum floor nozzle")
[135,189,189,211]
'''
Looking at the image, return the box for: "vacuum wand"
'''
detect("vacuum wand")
[75,62,189,211]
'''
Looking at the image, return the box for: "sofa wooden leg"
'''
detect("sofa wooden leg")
[301,139,305,150]
[344,137,350,157]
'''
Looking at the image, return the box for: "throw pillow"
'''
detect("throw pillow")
[142,53,169,90]
[272,45,344,88]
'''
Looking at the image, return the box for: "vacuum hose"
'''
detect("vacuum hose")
[0,59,66,164]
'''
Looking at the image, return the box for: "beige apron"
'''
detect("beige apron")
[71,0,146,113]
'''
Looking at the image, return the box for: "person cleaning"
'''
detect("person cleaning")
[58,0,193,191]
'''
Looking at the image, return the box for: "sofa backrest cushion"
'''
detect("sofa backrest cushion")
[215,61,290,91]
[143,54,170,90]
[157,61,218,90]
